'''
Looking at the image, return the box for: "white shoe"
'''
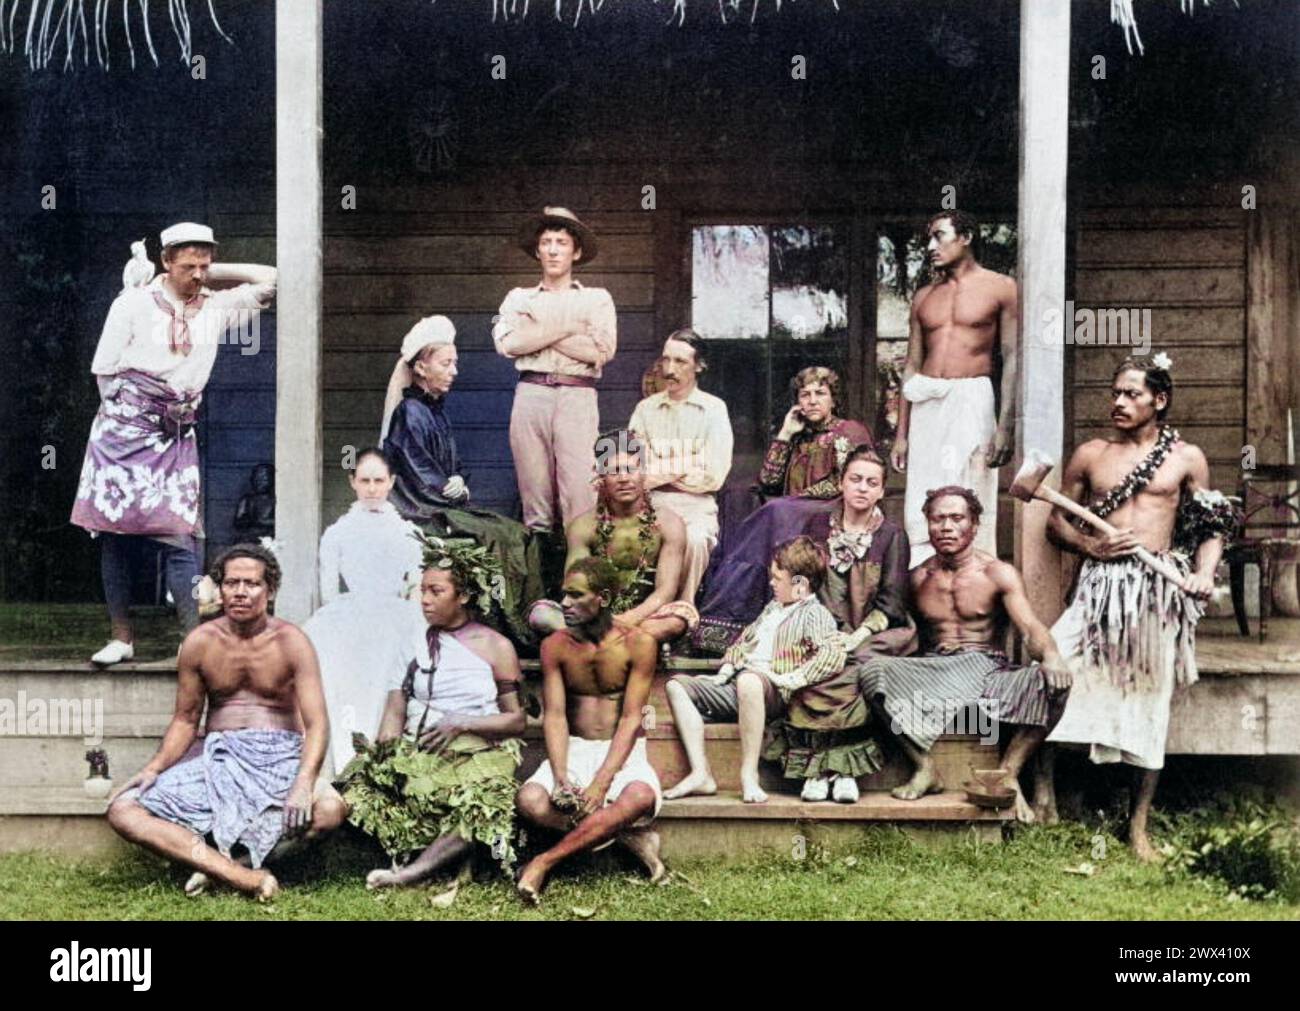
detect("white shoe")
[91,640,134,665]
[801,776,831,802]
[832,775,860,804]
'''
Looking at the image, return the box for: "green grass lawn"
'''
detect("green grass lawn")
[2,823,1296,921]
[0,603,180,662]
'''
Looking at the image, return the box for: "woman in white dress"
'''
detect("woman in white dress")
[303,448,424,774]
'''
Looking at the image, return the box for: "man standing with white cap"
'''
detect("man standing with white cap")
[72,222,277,664]
[493,207,616,534]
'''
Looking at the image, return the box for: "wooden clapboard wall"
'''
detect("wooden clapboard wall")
[200,224,277,558]
[1070,206,1247,494]
[319,194,660,525]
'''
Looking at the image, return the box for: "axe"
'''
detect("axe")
[1009,449,1193,592]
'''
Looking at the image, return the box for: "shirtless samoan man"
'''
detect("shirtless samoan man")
[554,429,696,645]
[515,557,665,903]
[107,544,346,899]
[855,488,1072,821]
[890,210,1018,567]
[1041,357,1226,859]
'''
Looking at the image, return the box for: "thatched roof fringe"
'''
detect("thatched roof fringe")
[0,0,232,71]
[1110,0,1237,57]
[0,0,1240,73]
[480,0,841,29]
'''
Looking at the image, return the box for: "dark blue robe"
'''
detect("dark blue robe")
[381,385,542,645]
[383,387,466,522]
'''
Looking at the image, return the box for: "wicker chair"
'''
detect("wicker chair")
[1226,463,1300,642]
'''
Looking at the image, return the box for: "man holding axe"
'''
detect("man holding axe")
[1019,356,1234,860]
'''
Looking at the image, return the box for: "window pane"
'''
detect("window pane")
[691,225,770,340]
[770,225,848,341]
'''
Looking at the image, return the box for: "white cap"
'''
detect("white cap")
[159,222,218,248]
[400,315,456,362]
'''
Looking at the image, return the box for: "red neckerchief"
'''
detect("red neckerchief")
[151,288,208,356]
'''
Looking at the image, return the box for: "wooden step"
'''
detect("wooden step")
[660,790,1007,822]
[655,791,1009,858]
[519,726,999,796]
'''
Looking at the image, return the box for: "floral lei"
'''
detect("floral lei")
[1092,425,1180,520]
[593,497,659,612]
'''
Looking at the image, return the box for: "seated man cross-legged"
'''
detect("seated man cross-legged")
[515,557,666,903]
[857,487,1072,820]
[106,544,347,900]
[665,536,846,804]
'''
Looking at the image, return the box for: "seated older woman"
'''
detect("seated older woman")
[756,365,874,500]
[693,366,874,653]
[762,446,916,803]
[380,316,544,644]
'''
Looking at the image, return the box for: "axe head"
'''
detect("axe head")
[1009,448,1057,503]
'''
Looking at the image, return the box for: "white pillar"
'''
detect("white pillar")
[1015,0,1071,625]
[273,1,323,623]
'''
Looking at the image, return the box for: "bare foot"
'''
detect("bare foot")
[253,871,280,902]
[516,859,546,905]
[891,761,942,801]
[1131,830,1163,864]
[366,868,402,890]
[1000,776,1035,824]
[619,828,666,884]
[1032,796,1060,826]
[740,776,768,804]
[664,770,717,799]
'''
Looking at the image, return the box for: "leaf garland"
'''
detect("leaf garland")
[592,498,659,613]
[1092,425,1180,520]
[411,529,506,616]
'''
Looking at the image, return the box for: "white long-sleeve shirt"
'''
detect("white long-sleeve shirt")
[91,275,275,392]
[627,386,734,494]
[317,501,422,604]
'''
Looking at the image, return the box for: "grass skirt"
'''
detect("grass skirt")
[338,733,522,872]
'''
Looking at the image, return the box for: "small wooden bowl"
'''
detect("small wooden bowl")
[962,781,1017,810]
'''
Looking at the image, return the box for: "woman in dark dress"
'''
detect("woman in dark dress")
[380,316,543,644]
[763,447,917,803]
[693,366,874,653]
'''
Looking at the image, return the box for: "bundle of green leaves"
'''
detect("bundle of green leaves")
[340,734,523,873]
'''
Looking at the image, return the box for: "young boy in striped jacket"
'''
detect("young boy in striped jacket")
[664,536,846,803]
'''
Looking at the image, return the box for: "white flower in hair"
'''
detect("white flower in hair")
[1151,352,1173,371]
[258,536,285,560]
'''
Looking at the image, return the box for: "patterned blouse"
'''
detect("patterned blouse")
[757,416,874,499]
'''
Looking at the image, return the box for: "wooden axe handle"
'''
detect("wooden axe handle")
[1032,484,1193,591]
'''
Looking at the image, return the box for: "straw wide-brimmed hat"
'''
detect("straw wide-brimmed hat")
[517,206,598,265]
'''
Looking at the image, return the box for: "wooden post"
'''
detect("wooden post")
[273,1,323,623]
[1014,0,1071,626]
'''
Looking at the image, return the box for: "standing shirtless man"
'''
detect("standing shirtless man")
[890,211,1018,567]
[107,544,346,899]
[856,487,1071,821]
[515,557,665,903]
[1042,356,1230,859]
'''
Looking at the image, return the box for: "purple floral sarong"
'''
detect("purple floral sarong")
[137,729,304,869]
[70,369,203,537]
